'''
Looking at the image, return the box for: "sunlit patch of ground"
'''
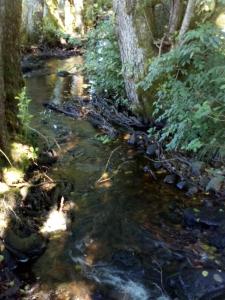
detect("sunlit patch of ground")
[3,167,24,185]
[216,13,225,31]
[10,142,37,164]
[41,206,67,233]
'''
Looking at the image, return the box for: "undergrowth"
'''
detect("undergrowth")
[84,16,126,100]
[140,24,225,160]
[83,0,112,28]
[41,20,82,48]
[16,87,33,137]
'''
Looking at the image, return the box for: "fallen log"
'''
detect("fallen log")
[43,102,81,118]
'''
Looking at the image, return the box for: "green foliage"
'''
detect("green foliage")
[67,36,82,47]
[56,31,83,47]
[10,142,38,171]
[140,24,225,159]
[84,17,126,99]
[16,87,33,136]
[83,0,112,28]
[41,20,82,48]
[41,20,60,46]
[95,134,113,144]
[115,97,129,109]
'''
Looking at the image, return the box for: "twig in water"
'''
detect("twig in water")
[53,138,61,150]
[104,146,121,173]
[96,146,121,183]
[97,160,134,184]
[0,149,13,166]
[26,125,50,148]
[152,259,168,297]
[144,154,192,167]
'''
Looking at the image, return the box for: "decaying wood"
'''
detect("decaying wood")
[43,96,146,138]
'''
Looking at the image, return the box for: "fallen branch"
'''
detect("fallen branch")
[96,146,121,183]
[26,125,50,148]
[0,149,13,166]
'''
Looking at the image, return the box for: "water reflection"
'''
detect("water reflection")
[25,56,85,109]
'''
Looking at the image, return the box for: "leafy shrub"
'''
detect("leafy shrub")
[41,20,83,48]
[83,0,112,28]
[67,36,82,47]
[56,31,83,47]
[84,17,126,99]
[140,24,225,159]
[16,87,33,136]
[41,20,61,47]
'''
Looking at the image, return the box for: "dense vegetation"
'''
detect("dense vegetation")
[140,24,225,159]
[84,16,126,100]
[83,0,112,28]
[84,0,225,160]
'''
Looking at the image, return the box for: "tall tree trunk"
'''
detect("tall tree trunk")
[21,0,44,44]
[169,0,183,34]
[0,0,22,150]
[179,0,195,41]
[0,0,7,149]
[74,0,84,35]
[113,0,155,114]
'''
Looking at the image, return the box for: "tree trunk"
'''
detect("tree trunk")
[21,0,44,44]
[169,0,183,34]
[0,0,22,150]
[113,0,155,114]
[74,0,84,35]
[179,0,195,42]
[0,1,7,149]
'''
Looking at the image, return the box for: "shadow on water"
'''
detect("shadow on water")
[2,55,225,300]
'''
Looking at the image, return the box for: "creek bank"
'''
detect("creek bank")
[43,91,225,197]
[0,147,76,299]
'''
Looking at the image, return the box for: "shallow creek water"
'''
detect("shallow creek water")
[24,56,219,300]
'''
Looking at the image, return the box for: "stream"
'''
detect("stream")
[22,55,225,300]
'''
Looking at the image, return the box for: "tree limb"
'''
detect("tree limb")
[179,0,195,43]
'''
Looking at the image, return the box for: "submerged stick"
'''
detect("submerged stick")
[96,146,121,183]
[0,149,13,166]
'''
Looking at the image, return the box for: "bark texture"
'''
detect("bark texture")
[22,0,44,43]
[113,0,155,113]
[179,0,195,41]
[0,0,22,149]
[169,0,183,34]
[0,1,7,149]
